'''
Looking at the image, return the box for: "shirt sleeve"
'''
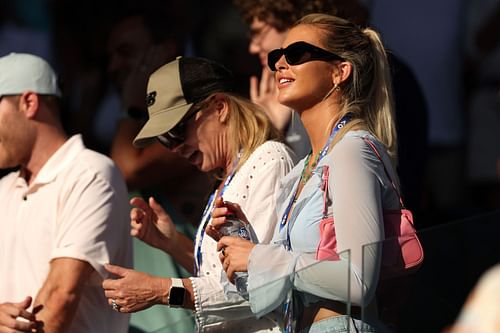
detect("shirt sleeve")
[247,244,352,317]
[247,136,390,317]
[50,165,131,283]
[329,137,385,303]
[190,275,257,326]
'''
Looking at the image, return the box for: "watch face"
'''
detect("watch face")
[169,286,185,306]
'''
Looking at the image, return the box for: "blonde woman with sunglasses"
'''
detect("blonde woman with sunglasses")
[209,14,401,332]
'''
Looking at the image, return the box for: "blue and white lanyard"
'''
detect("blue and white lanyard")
[194,155,240,275]
[278,114,352,250]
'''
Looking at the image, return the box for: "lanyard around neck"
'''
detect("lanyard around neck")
[194,153,240,274]
[279,113,352,249]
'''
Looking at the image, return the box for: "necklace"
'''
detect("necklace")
[279,113,353,234]
[299,153,317,184]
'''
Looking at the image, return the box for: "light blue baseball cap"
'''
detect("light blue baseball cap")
[0,53,61,97]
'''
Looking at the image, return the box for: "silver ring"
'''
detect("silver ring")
[111,299,121,312]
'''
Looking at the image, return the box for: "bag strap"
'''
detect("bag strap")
[362,137,405,209]
[321,165,330,218]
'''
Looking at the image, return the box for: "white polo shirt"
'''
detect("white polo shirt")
[0,135,132,333]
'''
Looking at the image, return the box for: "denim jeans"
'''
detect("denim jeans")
[298,315,378,333]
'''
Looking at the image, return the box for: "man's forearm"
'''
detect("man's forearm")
[34,286,81,333]
[33,258,94,333]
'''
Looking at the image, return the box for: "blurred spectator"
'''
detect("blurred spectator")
[445,264,500,333]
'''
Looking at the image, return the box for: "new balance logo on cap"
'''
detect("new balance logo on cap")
[147,91,157,107]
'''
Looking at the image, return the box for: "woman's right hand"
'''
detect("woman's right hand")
[130,197,178,253]
[205,197,249,241]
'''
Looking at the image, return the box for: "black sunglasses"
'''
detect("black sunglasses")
[267,41,343,71]
[156,107,199,149]
[156,96,215,149]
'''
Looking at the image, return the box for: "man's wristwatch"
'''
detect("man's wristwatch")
[167,278,186,307]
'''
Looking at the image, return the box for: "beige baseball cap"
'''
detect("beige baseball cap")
[133,56,234,148]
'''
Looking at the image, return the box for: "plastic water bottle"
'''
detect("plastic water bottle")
[219,215,256,298]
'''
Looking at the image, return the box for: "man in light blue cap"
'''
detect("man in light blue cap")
[0,53,61,97]
[0,53,132,333]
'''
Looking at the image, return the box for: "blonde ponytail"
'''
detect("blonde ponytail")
[363,28,397,158]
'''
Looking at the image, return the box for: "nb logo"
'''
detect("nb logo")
[147,91,157,107]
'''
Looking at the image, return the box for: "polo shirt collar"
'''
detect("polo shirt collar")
[31,134,85,185]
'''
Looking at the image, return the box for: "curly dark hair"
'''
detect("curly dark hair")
[233,0,369,31]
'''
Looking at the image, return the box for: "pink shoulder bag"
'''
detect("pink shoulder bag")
[316,138,424,279]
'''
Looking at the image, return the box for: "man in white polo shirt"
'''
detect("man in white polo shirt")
[0,53,132,332]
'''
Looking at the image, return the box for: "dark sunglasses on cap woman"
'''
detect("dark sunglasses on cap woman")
[156,97,213,150]
[267,41,343,71]
[156,116,194,150]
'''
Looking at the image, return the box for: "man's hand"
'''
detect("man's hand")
[0,296,39,332]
